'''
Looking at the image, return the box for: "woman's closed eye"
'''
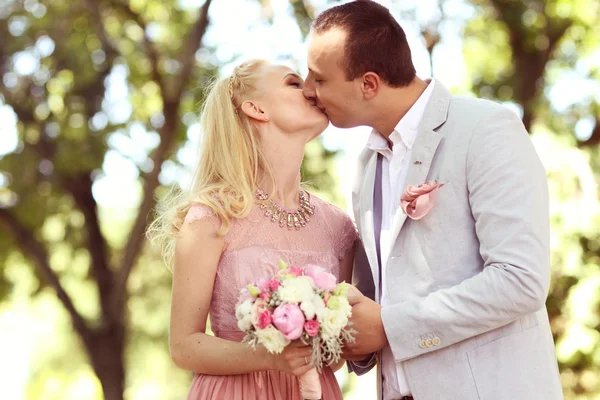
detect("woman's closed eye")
[289,81,303,88]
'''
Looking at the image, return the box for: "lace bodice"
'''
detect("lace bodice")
[184,194,359,336]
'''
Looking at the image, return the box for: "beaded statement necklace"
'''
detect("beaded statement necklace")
[255,188,315,230]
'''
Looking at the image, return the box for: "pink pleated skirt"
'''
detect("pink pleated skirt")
[186,331,343,400]
[186,367,343,400]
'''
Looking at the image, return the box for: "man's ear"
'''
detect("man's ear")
[240,101,270,122]
[361,72,380,100]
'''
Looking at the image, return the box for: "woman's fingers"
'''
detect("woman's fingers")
[293,363,316,377]
[289,339,310,348]
[285,346,312,358]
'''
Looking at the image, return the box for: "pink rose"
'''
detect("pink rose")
[272,304,306,340]
[305,265,337,292]
[260,291,271,302]
[304,320,320,337]
[289,265,304,277]
[251,299,268,325]
[256,277,270,292]
[257,310,272,329]
[267,278,282,292]
[400,181,444,220]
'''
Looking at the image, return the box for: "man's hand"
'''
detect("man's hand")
[343,293,389,358]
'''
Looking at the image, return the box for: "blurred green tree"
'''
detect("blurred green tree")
[0,0,216,397]
[0,0,344,398]
[462,0,600,397]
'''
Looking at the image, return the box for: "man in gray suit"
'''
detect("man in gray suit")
[303,1,562,399]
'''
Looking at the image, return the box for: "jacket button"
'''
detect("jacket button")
[432,337,441,346]
[425,339,433,347]
[419,340,427,349]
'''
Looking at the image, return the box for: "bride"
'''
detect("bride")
[147,59,361,399]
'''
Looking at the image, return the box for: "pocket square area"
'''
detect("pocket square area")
[400,181,444,220]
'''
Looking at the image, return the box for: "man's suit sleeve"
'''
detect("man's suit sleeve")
[381,107,551,362]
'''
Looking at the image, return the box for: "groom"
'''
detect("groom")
[303,1,562,400]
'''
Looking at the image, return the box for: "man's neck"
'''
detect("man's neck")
[369,77,429,138]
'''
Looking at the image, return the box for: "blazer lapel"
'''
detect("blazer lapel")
[387,81,452,247]
[358,152,381,300]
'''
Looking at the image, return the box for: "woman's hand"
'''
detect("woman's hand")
[270,340,315,376]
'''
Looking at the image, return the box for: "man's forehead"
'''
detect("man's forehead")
[308,28,346,64]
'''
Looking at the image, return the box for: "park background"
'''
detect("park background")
[0,0,599,399]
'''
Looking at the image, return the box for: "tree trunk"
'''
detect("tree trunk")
[87,327,126,400]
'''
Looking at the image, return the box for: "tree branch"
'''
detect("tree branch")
[113,110,174,307]
[86,0,120,62]
[0,208,93,346]
[0,36,37,124]
[74,0,119,113]
[114,0,213,305]
[488,0,572,131]
[110,0,166,96]
[63,174,117,324]
[172,0,213,100]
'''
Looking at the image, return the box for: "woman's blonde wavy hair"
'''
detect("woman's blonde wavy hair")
[146,59,276,269]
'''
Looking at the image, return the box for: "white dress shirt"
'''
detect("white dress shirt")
[366,79,436,399]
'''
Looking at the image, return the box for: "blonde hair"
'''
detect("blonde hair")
[147,59,275,268]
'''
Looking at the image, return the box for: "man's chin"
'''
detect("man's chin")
[328,118,356,129]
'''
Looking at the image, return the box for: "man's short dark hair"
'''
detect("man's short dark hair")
[312,0,416,87]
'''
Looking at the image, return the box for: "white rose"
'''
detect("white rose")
[255,325,291,354]
[278,276,315,303]
[330,296,352,318]
[237,315,252,332]
[300,299,316,320]
[313,295,327,320]
[235,300,253,320]
[320,308,348,340]
[300,294,325,320]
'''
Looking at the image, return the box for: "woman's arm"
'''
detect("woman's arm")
[169,217,313,376]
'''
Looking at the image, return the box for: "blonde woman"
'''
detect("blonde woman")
[147,60,358,399]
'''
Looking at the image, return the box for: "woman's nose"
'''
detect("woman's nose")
[302,80,316,101]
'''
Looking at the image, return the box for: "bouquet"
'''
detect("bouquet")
[235,260,356,400]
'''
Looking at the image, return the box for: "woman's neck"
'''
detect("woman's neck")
[257,137,305,210]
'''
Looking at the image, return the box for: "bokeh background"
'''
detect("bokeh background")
[1,0,599,399]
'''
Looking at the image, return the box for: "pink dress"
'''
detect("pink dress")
[183,194,359,400]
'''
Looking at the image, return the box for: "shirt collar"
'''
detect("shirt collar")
[367,79,436,154]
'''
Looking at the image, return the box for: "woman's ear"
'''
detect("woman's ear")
[240,101,269,122]
[361,72,380,101]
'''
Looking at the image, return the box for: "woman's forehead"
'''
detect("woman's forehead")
[263,64,301,80]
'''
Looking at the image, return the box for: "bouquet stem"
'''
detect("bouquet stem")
[299,368,321,400]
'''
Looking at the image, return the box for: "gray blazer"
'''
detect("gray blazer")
[348,82,563,400]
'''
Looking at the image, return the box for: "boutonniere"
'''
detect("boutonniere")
[400,181,444,220]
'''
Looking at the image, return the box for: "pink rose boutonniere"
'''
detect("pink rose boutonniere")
[400,181,444,220]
